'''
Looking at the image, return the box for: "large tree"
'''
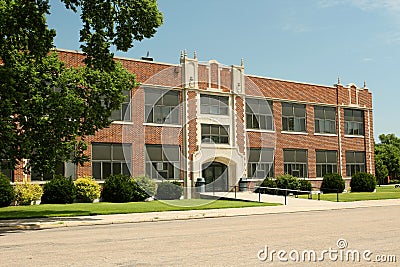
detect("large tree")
[0,0,163,177]
[375,134,400,180]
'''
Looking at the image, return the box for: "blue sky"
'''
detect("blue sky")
[47,0,400,140]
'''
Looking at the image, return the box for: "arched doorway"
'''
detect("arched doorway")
[202,162,228,192]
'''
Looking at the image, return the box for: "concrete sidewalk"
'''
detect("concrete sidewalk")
[1,193,400,231]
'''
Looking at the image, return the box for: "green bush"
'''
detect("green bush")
[321,173,345,193]
[101,174,148,203]
[256,175,312,195]
[74,176,101,203]
[155,181,183,200]
[299,179,312,192]
[0,173,15,207]
[42,175,76,204]
[15,183,43,205]
[350,172,377,192]
[255,178,277,194]
[134,176,156,197]
[389,179,400,184]
[275,174,300,195]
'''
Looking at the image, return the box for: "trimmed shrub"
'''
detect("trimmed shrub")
[321,173,345,193]
[350,172,377,192]
[0,173,15,207]
[101,174,148,203]
[255,178,277,194]
[134,176,156,197]
[42,175,76,204]
[156,181,183,200]
[299,179,312,192]
[15,183,43,205]
[74,177,101,203]
[275,174,300,195]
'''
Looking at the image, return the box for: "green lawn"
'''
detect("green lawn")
[300,185,400,202]
[0,199,279,220]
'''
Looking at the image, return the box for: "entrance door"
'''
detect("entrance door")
[202,162,228,192]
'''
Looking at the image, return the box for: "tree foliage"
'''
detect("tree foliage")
[0,1,162,176]
[375,134,400,180]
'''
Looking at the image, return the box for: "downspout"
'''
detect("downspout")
[337,86,343,177]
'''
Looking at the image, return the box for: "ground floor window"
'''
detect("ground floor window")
[346,151,365,177]
[283,149,307,178]
[247,148,274,178]
[145,145,180,180]
[92,143,132,180]
[0,163,14,182]
[316,150,338,177]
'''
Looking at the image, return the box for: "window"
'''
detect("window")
[314,106,336,134]
[201,124,229,144]
[0,162,14,182]
[247,148,274,178]
[200,94,229,115]
[145,89,180,124]
[145,145,180,180]
[30,161,67,181]
[246,98,274,130]
[316,150,338,177]
[344,109,364,135]
[92,143,132,180]
[284,149,308,178]
[346,151,365,177]
[110,90,131,121]
[282,103,306,132]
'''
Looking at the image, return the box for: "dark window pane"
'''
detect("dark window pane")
[92,162,101,179]
[112,163,121,175]
[284,150,295,162]
[103,163,112,179]
[296,150,307,162]
[92,144,111,160]
[326,151,337,163]
[325,108,336,120]
[294,104,305,117]
[282,103,292,116]
[316,151,325,163]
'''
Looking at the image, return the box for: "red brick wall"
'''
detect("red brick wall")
[17,50,374,184]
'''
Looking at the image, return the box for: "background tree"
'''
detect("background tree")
[0,0,163,177]
[375,133,400,180]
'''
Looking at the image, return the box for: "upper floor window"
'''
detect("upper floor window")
[201,124,229,144]
[283,149,308,178]
[346,151,365,177]
[344,109,364,136]
[247,148,274,178]
[316,150,338,178]
[200,94,229,115]
[246,98,274,130]
[145,89,180,125]
[145,145,180,180]
[314,106,336,134]
[282,103,306,132]
[92,143,132,180]
[110,90,131,121]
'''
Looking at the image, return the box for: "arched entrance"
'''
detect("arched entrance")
[202,162,229,192]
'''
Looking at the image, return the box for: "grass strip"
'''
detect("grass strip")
[299,185,400,202]
[0,199,279,220]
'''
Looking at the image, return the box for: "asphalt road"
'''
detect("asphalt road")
[1,206,399,266]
